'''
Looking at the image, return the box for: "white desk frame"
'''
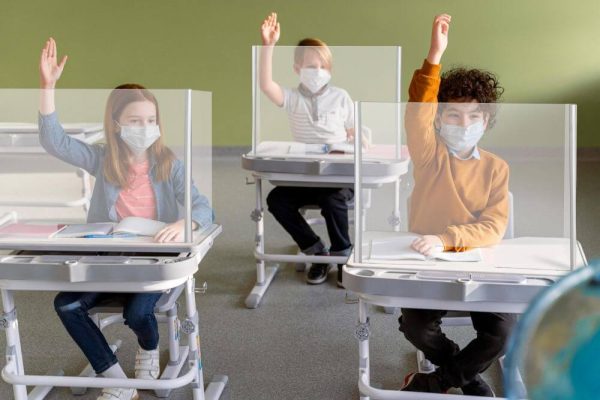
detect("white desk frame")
[245,46,404,309]
[345,236,587,400]
[0,126,104,211]
[0,224,227,400]
[243,161,409,309]
[348,104,581,399]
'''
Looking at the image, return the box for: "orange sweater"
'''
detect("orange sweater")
[406,60,509,250]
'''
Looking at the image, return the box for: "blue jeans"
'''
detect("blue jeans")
[54,292,162,374]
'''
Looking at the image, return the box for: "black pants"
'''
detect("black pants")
[266,186,353,255]
[399,309,517,388]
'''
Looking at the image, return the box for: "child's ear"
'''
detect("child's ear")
[482,114,490,130]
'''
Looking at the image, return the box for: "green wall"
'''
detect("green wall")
[2,0,599,146]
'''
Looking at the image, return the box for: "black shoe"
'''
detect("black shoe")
[337,265,345,288]
[401,372,450,393]
[461,374,495,397]
[306,263,332,284]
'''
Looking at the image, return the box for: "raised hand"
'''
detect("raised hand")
[39,38,68,89]
[260,12,280,46]
[427,14,451,65]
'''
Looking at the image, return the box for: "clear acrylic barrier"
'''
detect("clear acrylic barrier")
[0,89,212,252]
[354,102,580,272]
[251,45,400,158]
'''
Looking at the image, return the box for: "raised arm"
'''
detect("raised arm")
[38,38,101,174]
[259,12,284,106]
[39,37,68,115]
[405,14,451,167]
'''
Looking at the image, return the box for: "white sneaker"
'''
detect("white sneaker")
[97,387,139,400]
[134,345,160,380]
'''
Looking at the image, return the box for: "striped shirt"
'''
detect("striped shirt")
[282,85,354,144]
[115,160,157,220]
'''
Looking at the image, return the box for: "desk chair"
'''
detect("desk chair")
[70,284,189,398]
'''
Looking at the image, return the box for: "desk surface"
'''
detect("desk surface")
[0,224,221,292]
[344,232,587,312]
[242,143,410,187]
[0,222,221,255]
[0,122,104,154]
[350,231,585,277]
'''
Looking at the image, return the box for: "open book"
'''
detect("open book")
[53,217,167,238]
[368,235,482,262]
[288,142,355,155]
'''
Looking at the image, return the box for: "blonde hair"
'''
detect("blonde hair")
[294,38,332,70]
[103,83,175,188]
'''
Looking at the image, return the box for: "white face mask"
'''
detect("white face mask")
[438,121,485,154]
[119,124,161,155]
[299,68,331,93]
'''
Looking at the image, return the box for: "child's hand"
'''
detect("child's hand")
[39,38,68,89]
[154,219,185,243]
[412,235,444,256]
[154,219,199,243]
[261,12,280,46]
[427,14,451,65]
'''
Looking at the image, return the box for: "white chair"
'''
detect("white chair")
[69,284,188,398]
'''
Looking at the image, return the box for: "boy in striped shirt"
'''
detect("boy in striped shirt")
[259,12,355,286]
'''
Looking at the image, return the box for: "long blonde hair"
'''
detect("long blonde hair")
[103,83,175,187]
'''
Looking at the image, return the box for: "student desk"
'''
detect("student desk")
[0,221,228,400]
[0,123,103,211]
[241,143,410,309]
[343,231,587,400]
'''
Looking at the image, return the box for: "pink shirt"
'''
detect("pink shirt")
[115,160,157,220]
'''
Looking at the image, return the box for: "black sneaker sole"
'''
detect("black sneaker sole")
[306,265,332,285]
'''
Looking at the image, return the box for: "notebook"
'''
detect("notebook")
[53,217,167,238]
[288,142,355,155]
[0,223,64,238]
[368,235,482,262]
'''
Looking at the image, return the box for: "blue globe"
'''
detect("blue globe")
[504,259,600,399]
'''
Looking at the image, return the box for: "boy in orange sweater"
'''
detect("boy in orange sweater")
[399,14,516,396]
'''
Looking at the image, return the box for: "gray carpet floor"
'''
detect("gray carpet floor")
[0,157,598,400]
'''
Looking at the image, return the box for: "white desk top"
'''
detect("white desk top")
[0,224,222,292]
[350,231,586,278]
[0,222,222,254]
[0,122,104,154]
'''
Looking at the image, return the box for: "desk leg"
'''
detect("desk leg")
[246,177,278,309]
[184,278,206,400]
[1,289,28,400]
[185,278,228,400]
[358,299,370,400]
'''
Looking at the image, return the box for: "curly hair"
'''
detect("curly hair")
[438,68,504,128]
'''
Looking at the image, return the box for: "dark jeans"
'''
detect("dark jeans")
[54,291,162,374]
[266,186,353,255]
[399,308,517,388]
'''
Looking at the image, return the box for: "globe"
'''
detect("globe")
[504,259,600,400]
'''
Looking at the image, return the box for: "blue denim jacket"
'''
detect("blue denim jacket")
[38,112,214,228]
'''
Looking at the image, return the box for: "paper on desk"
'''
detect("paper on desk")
[368,236,482,262]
